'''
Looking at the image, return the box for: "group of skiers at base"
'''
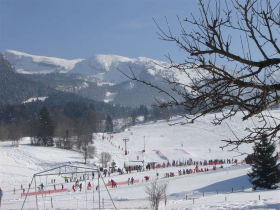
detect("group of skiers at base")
[167,158,239,168]
[108,179,117,188]
[72,180,85,192]
[127,177,134,185]
[103,170,111,177]
[72,181,93,192]
[165,164,225,178]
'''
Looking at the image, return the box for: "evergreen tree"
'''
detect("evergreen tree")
[139,105,148,122]
[64,129,72,150]
[248,136,280,190]
[131,109,137,126]
[37,107,55,146]
[105,115,113,133]
[151,106,161,122]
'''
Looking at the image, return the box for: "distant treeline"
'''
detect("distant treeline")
[0,93,186,148]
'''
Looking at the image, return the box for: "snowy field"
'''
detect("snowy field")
[0,110,280,209]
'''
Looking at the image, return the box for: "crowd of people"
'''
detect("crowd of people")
[72,180,83,192]
[166,158,239,167]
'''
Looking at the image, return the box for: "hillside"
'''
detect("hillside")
[0,110,279,209]
[0,53,55,104]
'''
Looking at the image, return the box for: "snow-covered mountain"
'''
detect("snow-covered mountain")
[4,50,83,74]
[3,50,194,86]
[2,50,193,107]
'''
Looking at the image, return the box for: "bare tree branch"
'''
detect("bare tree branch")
[118,0,280,149]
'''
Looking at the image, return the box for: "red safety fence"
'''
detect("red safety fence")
[21,188,69,197]
[105,179,139,187]
[174,149,191,155]
[163,161,247,178]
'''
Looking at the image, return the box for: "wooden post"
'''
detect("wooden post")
[259,195,260,200]
[51,197,53,209]
[225,197,226,201]
[186,195,187,200]
[203,192,204,197]
[193,199,194,204]
[217,190,218,195]
[34,175,38,210]
[98,170,100,210]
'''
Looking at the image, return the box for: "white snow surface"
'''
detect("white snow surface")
[23,97,48,104]
[104,92,117,103]
[0,110,280,209]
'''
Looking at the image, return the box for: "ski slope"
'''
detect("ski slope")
[0,110,280,209]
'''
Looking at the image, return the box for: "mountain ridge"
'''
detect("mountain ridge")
[2,50,187,107]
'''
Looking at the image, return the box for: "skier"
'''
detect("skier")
[0,188,3,208]
[72,185,75,192]
[92,172,95,179]
[131,177,134,185]
[128,178,130,185]
[87,182,92,190]
[80,183,82,192]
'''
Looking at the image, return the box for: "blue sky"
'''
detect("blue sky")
[0,0,200,62]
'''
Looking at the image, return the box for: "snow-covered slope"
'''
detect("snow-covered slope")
[0,110,280,209]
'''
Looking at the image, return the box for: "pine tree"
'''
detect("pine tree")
[248,136,280,190]
[131,109,137,126]
[105,115,113,133]
[64,129,72,150]
[37,107,55,146]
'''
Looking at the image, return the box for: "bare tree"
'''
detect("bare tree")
[145,180,168,210]
[100,152,112,168]
[83,145,96,164]
[74,117,91,149]
[120,0,280,149]
[8,124,21,147]
[54,112,73,148]
[26,116,39,145]
[0,121,9,141]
